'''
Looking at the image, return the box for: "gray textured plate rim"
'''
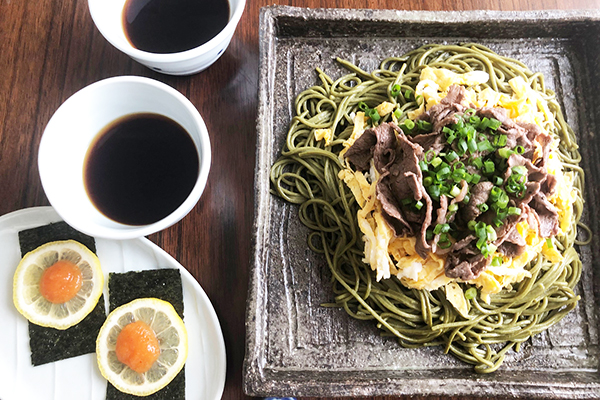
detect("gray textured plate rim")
[245,6,600,399]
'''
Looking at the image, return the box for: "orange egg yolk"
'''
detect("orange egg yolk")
[39,260,83,304]
[115,320,160,373]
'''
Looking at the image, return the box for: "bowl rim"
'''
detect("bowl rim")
[88,0,246,64]
[38,75,211,240]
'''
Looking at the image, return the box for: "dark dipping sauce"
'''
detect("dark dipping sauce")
[84,113,199,226]
[122,0,230,54]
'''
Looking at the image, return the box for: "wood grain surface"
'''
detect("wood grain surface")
[1,0,599,399]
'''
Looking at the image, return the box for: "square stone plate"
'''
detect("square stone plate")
[245,6,600,398]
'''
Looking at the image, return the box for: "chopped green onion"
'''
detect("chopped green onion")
[439,238,452,249]
[480,243,496,258]
[452,169,467,182]
[486,225,497,241]
[493,134,507,147]
[471,173,481,184]
[493,176,504,186]
[436,167,451,181]
[508,207,521,216]
[498,147,515,158]
[445,151,459,163]
[433,224,446,234]
[431,157,443,168]
[404,89,412,100]
[470,115,481,125]
[449,185,461,198]
[490,186,502,202]
[426,229,433,241]
[515,145,525,154]
[424,149,436,162]
[358,102,369,112]
[390,84,401,97]
[428,185,441,200]
[478,203,489,213]
[415,200,424,210]
[467,138,478,154]
[419,160,429,171]
[401,198,412,206]
[464,287,477,300]
[457,139,468,155]
[484,160,495,174]
[462,194,470,204]
[496,190,509,209]
[394,109,402,120]
[512,165,528,176]
[471,157,484,169]
[478,139,494,152]
[400,120,414,134]
[448,203,459,212]
[368,109,381,122]
[423,176,433,187]
[468,220,477,231]
[546,238,553,248]
[479,117,490,130]
[488,118,502,130]
[491,256,503,267]
[417,120,432,131]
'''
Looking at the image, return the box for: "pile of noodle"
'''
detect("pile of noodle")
[270,43,587,372]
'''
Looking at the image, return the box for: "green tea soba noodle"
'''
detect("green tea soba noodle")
[270,43,587,372]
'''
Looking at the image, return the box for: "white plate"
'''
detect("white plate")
[0,207,226,400]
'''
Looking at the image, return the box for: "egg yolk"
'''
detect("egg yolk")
[115,321,160,373]
[39,260,83,304]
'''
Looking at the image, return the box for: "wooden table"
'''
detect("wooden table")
[1,0,598,399]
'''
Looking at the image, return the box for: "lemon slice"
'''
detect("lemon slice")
[96,298,188,396]
[13,240,104,330]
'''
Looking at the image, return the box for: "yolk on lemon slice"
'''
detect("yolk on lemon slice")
[13,240,104,330]
[115,320,160,373]
[96,298,188,396]
[39,260,83,304]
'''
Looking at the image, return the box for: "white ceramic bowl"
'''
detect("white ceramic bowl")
[88,0,245,75]
[38,76,211,239]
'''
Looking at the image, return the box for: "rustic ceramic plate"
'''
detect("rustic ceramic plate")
[245,6,600,399]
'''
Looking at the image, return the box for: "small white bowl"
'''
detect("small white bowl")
[38,76,211,239]
[88,0,246,75]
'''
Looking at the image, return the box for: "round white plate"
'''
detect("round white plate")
[0,207,226,400]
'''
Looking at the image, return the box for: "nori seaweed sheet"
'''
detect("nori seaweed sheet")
[107,269,185,400]
[18,221,106,366]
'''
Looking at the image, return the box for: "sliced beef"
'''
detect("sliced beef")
[344,122,434,259]
[410,131,446,154]
[451,235,476,253]
[534,130,553,168]
[531,193,559,237]
[506,153,546,183]
[542,173,558,197]
[377,181,413,235]
[418,85,467,134]
[431,195,449,253]
[462,181,494,221]
[445,252,491,281]
[344,128,377,171]
[497,226,527,257]
[478,107,515,128]
[373,123,398,171]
